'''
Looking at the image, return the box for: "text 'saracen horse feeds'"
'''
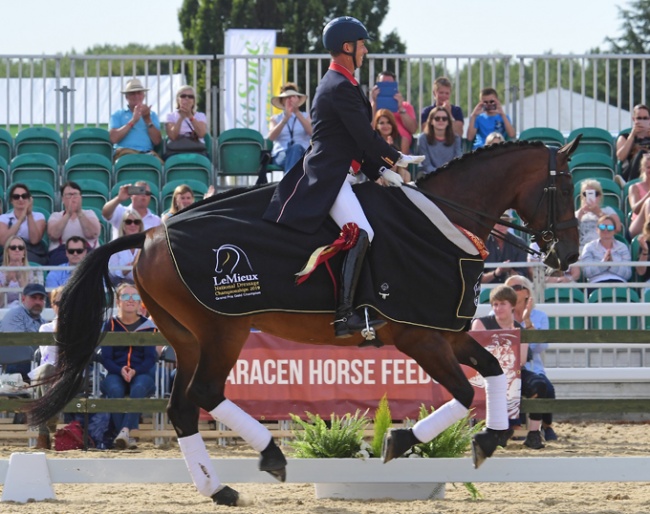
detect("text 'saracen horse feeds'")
[29,138,580,506]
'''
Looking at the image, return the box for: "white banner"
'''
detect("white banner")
[224,29,276,135]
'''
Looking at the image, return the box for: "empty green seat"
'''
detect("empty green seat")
[518,127,565,148]
[114,153,162,190]
[568,127,615,160]
[164,153,212,187]
[544,287,585,329]
[217,128,264,178]
[569,152,616,183]
[64,153,113,191]
[67,127,113,161]
[588,287,639,330]
[0,128,13,163]
[14,127,62,163]
[10,153,59,191]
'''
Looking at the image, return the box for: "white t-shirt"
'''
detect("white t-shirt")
[104,204,161,241]
[165,111,208,143]
[0,210,46,241]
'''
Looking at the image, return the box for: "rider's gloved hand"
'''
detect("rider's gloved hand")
[396,152,425,167]
[379,167,404,187]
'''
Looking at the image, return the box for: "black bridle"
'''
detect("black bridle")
[406,147,577,259]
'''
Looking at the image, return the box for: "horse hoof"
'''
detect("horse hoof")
[212,485,239,506]
[471,428,510,469]
[259,439,288,482]
[382,428,419,463]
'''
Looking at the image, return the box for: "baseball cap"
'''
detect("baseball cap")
[23,283,47,297]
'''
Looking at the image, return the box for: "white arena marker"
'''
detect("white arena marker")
[1,452,55,503]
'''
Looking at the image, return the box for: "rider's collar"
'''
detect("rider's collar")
[329,62,358,86]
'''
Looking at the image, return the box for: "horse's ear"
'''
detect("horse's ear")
[558,133,582,158]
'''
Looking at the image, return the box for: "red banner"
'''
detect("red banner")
[225,330,521,421]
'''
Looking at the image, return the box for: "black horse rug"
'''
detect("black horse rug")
[165,182,485,331]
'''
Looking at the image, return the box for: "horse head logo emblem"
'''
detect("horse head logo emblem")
[213,244,254,275]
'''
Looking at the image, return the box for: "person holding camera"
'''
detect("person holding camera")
[615,104,650,183]
[467,87,515,150]
[102,181,161,241]
[370,70,417,150]
[575,179,622,254]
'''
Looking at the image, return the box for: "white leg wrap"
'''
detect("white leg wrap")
[210,399,272,452]
[412,399,468,443]
[485,374,509,430]
[178,433,221,498]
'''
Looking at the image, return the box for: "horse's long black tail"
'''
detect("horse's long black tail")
[28,231,148,426]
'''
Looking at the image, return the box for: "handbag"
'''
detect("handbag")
[163,118,208,159]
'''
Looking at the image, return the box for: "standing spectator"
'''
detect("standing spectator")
[416,107,462,175]
[109,211,143,286]
[420,76,464,137]
[615,104,650,183]
[373,109,411,182]
[575,179,622,253]
[102,181,161,240]
[0,236,44,308]
[161,184,195,223]
[467,88,516,149]
[627,153,650,238]
[370,70,417,151]
[481,212,529,284]
[0,183,48,264]
[45,236,88,288]
[109,78,163,163]
[573,214,632,285]
[100,283,157,450]
[47,181,101,264]
[268,82,312,173]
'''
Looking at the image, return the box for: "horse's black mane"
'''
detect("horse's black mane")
[415,139,546,187]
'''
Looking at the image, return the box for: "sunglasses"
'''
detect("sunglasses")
[124,219,142,226]
[484,100,497,105]
[8,245,25,251]
[433,116,449,122]
[511,284,528,291]
[636,116,650,120]
[67,248,86,255]
[120,293,141,301]
[582,191,601,197]
[179,94,195,99]
[598,223,616,231]
[11,193,30,200]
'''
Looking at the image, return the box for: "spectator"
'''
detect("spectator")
[109,211,143,285]
[102,181,161,240]
[268,82,312,173]
[481,212,529,284]
[100,283,157,450]
[161,184,195,223]
[45,236,88,288]
[109,78,163,163]
[47,181,101,264]
[373,109,411,182]
[163,85,208,159]
[573,214,632,285]
[575,179,622,253]
[0,183,48,264]
[471,284,547,450]
[370,70,417,150]
[627,153,650,238]
[615,104,650,183]
[30,286,64,449]
[0,236,44,308]
[467,88,516,149]
[485,131,505,145]
[635,220,650,286]
[420,76,464,137]
[505,275,557,442]
[0,283,47,383]
[416,106,462,175]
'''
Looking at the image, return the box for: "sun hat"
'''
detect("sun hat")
[271,90,307,110]
[122,78,149,94]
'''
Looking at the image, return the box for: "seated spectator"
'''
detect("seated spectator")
[163,85,208,159]
[420,76,464,137]
[109,78,163,163]
[505,275,557,442]
[373,109,411,182]
[370,70,417,150]
[0,183,48,264]
[102,181,161,240]
[161,184,195,223]
[575,179,622,253]
[635,220,650,285]
[268,82,312,173]
[416,107,462,176]
[0,236,44,307]
[627,153,650,238]
[471,284,547,450]
[100,283,157,450]
[47,181,101,264]
[485,131,505,145]
[616,104,650,183]
[467,87,516,149]
[572,214,632,285]
[109,211,143,285]
[45,236,89,288]
[481,212,530,284]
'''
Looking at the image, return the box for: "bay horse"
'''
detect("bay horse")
[29,138,580,506]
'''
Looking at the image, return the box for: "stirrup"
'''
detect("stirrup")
[359,307,377,341]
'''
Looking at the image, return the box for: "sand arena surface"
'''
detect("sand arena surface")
[1,422,650,513]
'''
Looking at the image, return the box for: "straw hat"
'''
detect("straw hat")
[122,78,149,94]
[271,89,307,110]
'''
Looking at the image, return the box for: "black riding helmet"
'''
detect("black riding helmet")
[322,16,370,70]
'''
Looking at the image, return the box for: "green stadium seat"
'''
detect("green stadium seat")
[216,128,265,181]
[14,127,62,163]
[163,153,212,187]
[588,287,640,330]
[114,153,162,190]
[74,179,110,212]
[518,127,565,148]
[86,206,111,244]
[161,179,208,212]
[623,178,641,220]
[21,179,56,215]
[0,128,13,163]
[64,153,113,191]
[544,287,585,329]
[10,153,59,191]
[569,152,616,183]
[67,127,113,161]
[0,156,8,193]
[568,127,615,160]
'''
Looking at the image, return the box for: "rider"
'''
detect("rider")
[264,16,424,338]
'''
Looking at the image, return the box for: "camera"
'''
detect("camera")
[126,185,148,196]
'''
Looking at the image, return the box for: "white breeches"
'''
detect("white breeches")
[329,176,374,242]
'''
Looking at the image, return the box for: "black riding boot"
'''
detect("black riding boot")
[334,229,385,338]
